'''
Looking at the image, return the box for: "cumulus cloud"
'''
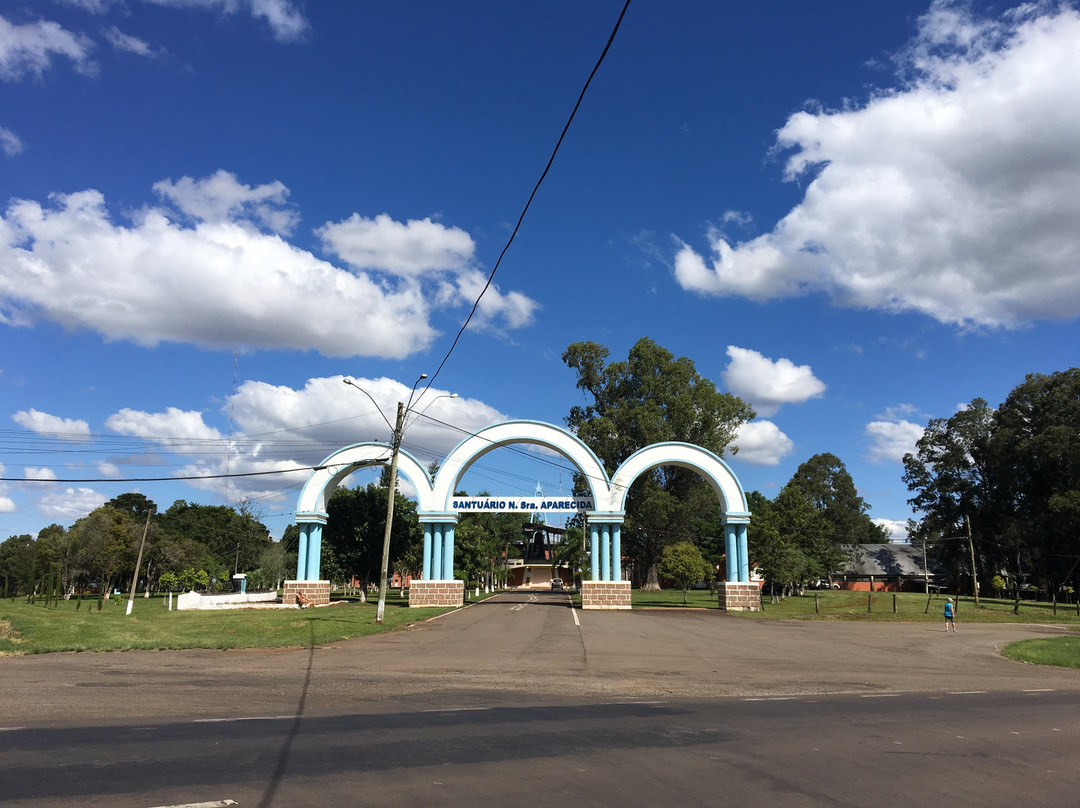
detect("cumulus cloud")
[726,419,795,466]
[873,518,908,542]
[0,14,96,80]
[722,346,826,416]
[0,463,13,513]
[674,3,1080,328]
[154,170,298,235]
[864,414,925,464]
[0,175,537,357]
[0,126,22,156]
[23,467,59,484]
[96,375,507,503]
[12,408,91,439]
[37,486,106,520]
[319,213,475,276]
[143,0,309,42]
[105,407,224,441]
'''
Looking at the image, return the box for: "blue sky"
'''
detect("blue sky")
[2,0,1079,543]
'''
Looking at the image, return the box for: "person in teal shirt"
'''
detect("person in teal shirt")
[944,598,956,632]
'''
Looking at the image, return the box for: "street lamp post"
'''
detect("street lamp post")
[344,373,427,624]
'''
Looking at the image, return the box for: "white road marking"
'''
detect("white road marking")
[572,607,580,626]
[146,801,238,808]
[193,716,293,723]
[421,706,491,713]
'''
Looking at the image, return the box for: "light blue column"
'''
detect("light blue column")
[422,524,432,579]
[725,524,738,582]
[612,524,622,582]
[296,524,309,580]
[443,524,455,580]
[295,524,308,578]
[601,524,611,582]
[590,523,600,581]
[737,524,750,583]
[432,523,443,580]
[306,523,323,580]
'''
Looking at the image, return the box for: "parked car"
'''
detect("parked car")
[550,578,564,590]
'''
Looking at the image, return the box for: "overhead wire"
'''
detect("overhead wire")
[419,0,632,397]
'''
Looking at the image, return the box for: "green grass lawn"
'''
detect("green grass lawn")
[628,587,1080,626]
[1002,636,1080,668]
[0,592,454,655]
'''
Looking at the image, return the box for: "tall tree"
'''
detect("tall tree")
[990,369,1080,594]
[322,483,421,587]
[785,453,889,545]
[902,399,1000,590]
[563,337,754,589]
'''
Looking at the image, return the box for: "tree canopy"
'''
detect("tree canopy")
[563,337,755,589]
[904,368,1080,597]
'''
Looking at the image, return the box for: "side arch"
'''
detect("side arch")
[297,442,435,516]
[607,442,748,516]
[292,443,434,582]
[608,442,752,583]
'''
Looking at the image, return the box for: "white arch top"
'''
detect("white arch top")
[295,421,749,524]
[297,443,435,515]
[607,442,749,518]
[431,420,613,511]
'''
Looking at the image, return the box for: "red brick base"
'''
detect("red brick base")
[718,581,761,612]
[580,580,632,610]
[283,580,331,607]
[409,580,465,607]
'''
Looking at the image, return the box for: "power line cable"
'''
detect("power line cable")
[420,0,632,396]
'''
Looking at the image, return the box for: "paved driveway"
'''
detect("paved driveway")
[2,590,1075,724]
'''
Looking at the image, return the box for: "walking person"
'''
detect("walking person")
[944,598,956,632]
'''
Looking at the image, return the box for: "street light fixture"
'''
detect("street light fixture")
[343,372,427,623]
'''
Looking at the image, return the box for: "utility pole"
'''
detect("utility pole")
[126,507,153,616]
[376,400,406,624]
[966,514,979,606]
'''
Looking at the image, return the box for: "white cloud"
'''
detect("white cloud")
[57,0,114,12]
[0,14,96,80]
[0,462,13,513]
[727,419,795,466]
[722,346,826,417]
[106,407,224,441]
[97,461,121,478]
[154,170,297,235]
[873,518,908,542]
[103,26,160,58]
[319,213,475,277]
[143,0,309,42]
[0,175,538,357]
[12,408,91,439]
[37,486,106,520]
[156,375,507,502]
[0,126,22,156]
[23,467,58,483]
[864,418,925,464]
[675,4,1080,328]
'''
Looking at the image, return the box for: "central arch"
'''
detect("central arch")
[290,419,756,611]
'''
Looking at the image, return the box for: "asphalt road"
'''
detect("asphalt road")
[2,590,1078,807]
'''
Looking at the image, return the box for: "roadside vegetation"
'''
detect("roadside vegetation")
[0,592,452,655]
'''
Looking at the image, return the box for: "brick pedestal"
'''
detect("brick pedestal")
[718,581,761,612]
[580,580,632,610]
[283,580,331,607]
[408,580,465,608]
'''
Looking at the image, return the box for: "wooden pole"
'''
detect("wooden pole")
[126,508,153,616]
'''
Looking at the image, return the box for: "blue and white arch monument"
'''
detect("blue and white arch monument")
[290,420,759,611]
